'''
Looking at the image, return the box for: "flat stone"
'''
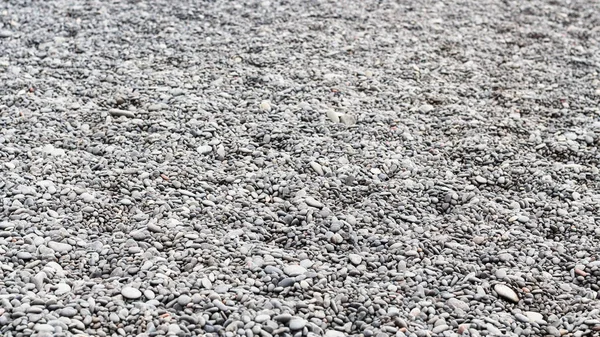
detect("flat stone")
[309,161,324,175]
[260,100,272,112]
[283,265,307,277]
[274,313,292,323]
[446,298,470,311]
[33,324,54,332]
[348,254,362,265]
[330,233,343,244]
[339,114,356,126]
[178,295,191,306]
[419,104,434,113]
[325,331,346,337]
[130,230,147,241]
[326,109,340,123]
[289,317,306,330]
[255,314,270,323]
[55,283,71,296]
[80,193,94,202]
[121,287,142,300]
[546,326,561,337]
[494,284,519,303]
[278,277,296,287]
[60,307,78,317]
[432,325,450,334]
[525,311,544,323]
[47,241,72,253]
[197,145,212,154]
[305,196,323,208]
[473,236,485,244]
[17,251,33,259]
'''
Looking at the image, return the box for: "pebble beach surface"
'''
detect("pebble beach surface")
[1,0,600,336]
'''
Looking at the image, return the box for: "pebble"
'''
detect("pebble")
[288,317,307,330]
[546,326,561,337]
[47,241,73,253]
[255,315,270,323]
[55,283,71,296]
[330,233,343,244]
[17,251,33,259]
[494,284,519,303]
[283,265,307,277]
[473,236,485,245]
[309,161,324,175]
[524,311,544,323]
[109,108,135,118]
[178,294,191,306]
[305,196,323,208]
[121,287,142,299]
[326,110,340,123]
[419,104,434,113]
[348,253,362,265]
[0,30,13,38]
[60,307,78,317]
[260,100,272,112]
[197,145,212,154]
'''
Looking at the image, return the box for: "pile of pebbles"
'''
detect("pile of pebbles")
[1,0,600,336]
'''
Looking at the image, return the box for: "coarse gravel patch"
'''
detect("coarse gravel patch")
[1,0,600,337]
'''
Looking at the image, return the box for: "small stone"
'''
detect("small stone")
[348,254,362,265]
[419,104,434,113]
[147,104,163,111]
[284,265,307,277]
[55,283,71,296]
[278,277,295,287]
[144,290,155,299]
[309,161,324,175]
[525,311,544,323]
[305,196,323,208]
[487,323,502,335]
[255,315,270,323]
[546,326,561,337]
[201,278,212,289]
[41,144,66,156]
[60,307,78,317]
[47,241,72,253]
[339,114,356,126]
[494,284,519,303]
[122,287,142,299]
[473,236,485,244]
[260,100,272,112]
[325,331,346,337]
[274,313,292,323]
[288,317,306,330]
[446,298,470,311]
[17,251,33,260]
[330,233,343,244]
[216,144,226,159]
[326,110,340,123]
[109,108,135,118]
[197,145,212,154]
[130,230,147,241]
[34,324,54,332]
[178,295,191,306]
[432,325,450,334]
[0,30,14,38]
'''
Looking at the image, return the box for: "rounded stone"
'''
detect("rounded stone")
[121,287,142,300]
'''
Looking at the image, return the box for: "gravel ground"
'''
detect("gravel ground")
[1,0,600,336]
